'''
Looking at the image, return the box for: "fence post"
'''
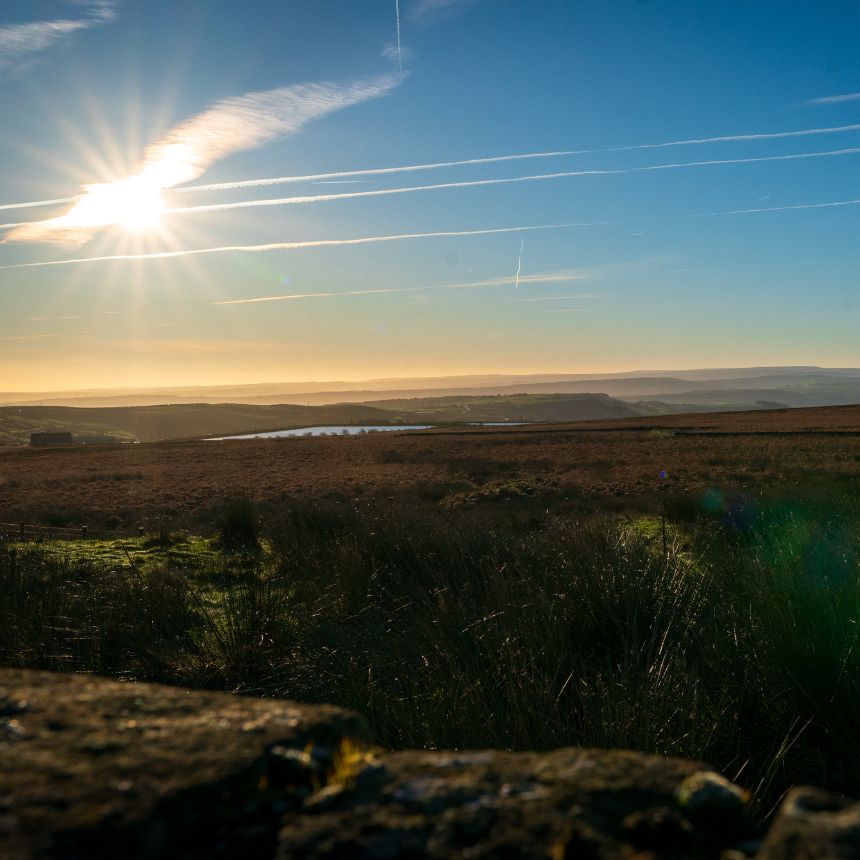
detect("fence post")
[20,523,25,541]
[81,525,88,539]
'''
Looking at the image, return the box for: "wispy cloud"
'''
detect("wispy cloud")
[112,338,296,356]
[507,294,602,303]
[6,72,404,244]
[81,1,120,25]
[137,74,405,190]
[0,333,60,341]
[506,273,586,285]
[411,0,480,22]
[806,92,860,105]
[0,2,118,74]
[0,222,600,271]
[214,271,589,306]
[690,198,860,217]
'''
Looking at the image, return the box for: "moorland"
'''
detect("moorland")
[3,365,860,446]
[1,404,859,823]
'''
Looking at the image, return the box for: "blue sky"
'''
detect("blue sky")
[1,0,858,391]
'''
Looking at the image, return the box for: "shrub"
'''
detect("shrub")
[214,497,260,552]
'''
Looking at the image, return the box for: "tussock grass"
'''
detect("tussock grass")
[1,488,858,819]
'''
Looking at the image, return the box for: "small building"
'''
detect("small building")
[30,431,73,448]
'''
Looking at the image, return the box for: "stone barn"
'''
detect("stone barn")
[29,431,73,447]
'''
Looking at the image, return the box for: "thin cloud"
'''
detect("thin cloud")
[137,74,405,190]
[0,222,601,271]
[216,287,420,305]
[6,72,405,244]
[510,273,586,285]
[113,338,296,355]
[690,198,860,217]
[0,2,118,74]
[411,0,480,22]
[807,92,860,105]
[0,333,60,341]
[507,294,602,303]
[83,1,120,25]
[214,271,588,306]
[27,315,80,321]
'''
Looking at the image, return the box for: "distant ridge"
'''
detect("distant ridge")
[2,366,859,408]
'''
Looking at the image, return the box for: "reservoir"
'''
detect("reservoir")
[209,424,433,440]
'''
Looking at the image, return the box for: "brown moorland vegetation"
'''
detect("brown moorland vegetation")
[1,403,859,817]
[0,405,857,529]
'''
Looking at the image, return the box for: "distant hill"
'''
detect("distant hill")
[364,393,640,423]
[2,366,858,408]
[0,394,642,446]
[0,403,392,446]
[2,366,859,446]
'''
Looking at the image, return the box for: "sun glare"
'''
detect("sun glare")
[72,177,166,232]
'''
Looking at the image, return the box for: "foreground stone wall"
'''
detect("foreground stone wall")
[1,669,857,859]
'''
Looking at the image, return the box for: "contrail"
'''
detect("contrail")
[0,196,76,212]
[6,145,859,235]
[151,146,860,220]
[690,197,860,217]
[0,222,601,271]
[163,169,621,217]
[216,287,416,304]
[214,272,579,305]
[514,239,523,288]
[395,0,402,71]
[170,121,860,195]
[4,121,860,215]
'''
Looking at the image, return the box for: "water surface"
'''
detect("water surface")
[209,424,433,440]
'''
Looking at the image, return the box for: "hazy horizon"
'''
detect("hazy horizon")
[3,363,860,410]
[1,1,858,391]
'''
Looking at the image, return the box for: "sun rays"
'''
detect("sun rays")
[10,176,166,240]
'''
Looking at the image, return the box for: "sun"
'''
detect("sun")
[72,176,166,233]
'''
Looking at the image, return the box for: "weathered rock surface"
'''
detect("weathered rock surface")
[278,748,754,859]
[0,668,855,858]
[0,669,370,859]
[756,787,860,859]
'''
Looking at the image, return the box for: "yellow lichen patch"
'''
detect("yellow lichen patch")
[329,737,382,791]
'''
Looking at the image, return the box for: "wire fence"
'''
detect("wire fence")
[0,522,140,543]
